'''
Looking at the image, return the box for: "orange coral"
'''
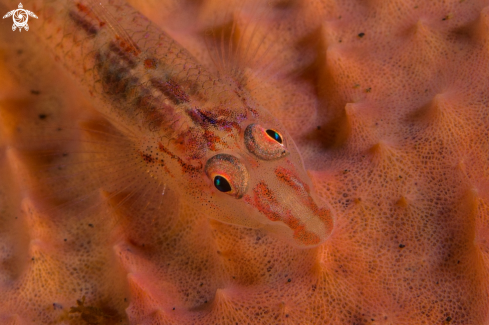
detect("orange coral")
[1,0,489,324]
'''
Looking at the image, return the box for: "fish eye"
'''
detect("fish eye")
[205,154,248,198]
[214,175,232,192]
[244,124,289,160]
[266,129,283,144]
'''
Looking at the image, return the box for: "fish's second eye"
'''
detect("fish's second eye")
[244,124,289,160]
[266,129,283,144]
[214,176,232,192]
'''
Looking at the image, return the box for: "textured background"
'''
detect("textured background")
[1,0,489,324]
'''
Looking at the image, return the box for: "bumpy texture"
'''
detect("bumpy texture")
[1,0,489,324]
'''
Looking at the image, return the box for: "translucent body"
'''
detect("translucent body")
[11,0,333,247]
[2,0,488,323]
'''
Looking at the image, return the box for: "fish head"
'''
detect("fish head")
[197,115,334,248]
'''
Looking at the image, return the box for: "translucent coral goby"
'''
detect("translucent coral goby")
[13,0,333,247]
[4,0,489,323]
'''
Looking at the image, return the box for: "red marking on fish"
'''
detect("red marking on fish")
[203,130,225,151]
[70,3,107,35]
[144,58,157,70]
[246,182,321,245]
[275,167,333,230]
[150,78,190,104]
[158,142,202,174]
[115,35,141,57]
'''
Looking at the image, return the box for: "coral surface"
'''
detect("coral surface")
[1,0,489,324]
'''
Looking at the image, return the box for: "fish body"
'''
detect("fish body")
[5,0,333,247]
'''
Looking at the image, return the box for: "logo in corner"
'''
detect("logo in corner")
[3,3,38,32]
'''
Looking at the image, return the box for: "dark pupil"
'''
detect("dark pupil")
[266,129,282,144]
[214,176,232,192]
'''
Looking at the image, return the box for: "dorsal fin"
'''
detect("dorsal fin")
[199,0,324,117]
[201,0,284,88]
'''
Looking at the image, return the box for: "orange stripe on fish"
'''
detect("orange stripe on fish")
[244,182,322,246]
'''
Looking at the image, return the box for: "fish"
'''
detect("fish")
[2,0,334,248]
[4,0,489,323]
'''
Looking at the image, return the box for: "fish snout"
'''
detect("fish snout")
[244,166,334,247]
